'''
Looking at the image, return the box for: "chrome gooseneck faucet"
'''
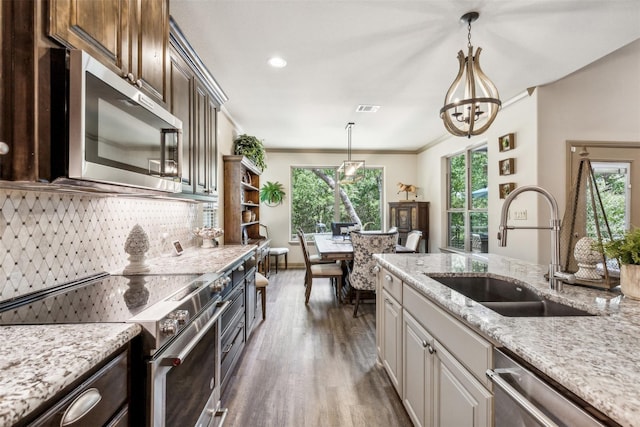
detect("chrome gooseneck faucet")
[497,185,562,290]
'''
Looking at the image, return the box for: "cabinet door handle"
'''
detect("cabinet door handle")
[427,344,435,354]
[60,388,102,426]
[421,340,428,348]
[372,265,380,273]
[384,274,393,282]
[0,142,9,155]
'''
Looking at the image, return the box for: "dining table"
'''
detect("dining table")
[313,233,354,261]
[313,232,415,262]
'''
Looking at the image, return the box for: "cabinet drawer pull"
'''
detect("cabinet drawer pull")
[222,343,233,354]
[384,274,393,282]
[60,388,102,426]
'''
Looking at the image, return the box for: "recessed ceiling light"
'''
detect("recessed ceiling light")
[356,105,381,113]
[268,56,287,68]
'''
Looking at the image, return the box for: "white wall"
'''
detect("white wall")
[260,151,417,265]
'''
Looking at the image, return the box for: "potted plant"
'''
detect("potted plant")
[260,181,286,206]
[234,134,267,171]
[602,227,640,299]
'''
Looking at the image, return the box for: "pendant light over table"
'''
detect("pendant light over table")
[338,122,365,184]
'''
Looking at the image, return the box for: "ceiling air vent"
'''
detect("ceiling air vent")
[356,105,381,113]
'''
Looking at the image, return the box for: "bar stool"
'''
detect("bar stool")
[255,272,269,320]
[269,247,289,273]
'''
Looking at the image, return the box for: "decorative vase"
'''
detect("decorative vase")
[620,264,640,300]
[573,236,602,281]
[201,239,215,249]
[123,224,150,274]
[242,210,252,223]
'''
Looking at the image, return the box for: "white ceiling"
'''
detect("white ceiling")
[169,0,640,151]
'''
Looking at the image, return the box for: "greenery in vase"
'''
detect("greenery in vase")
[602,227,640,265]
[234,134,266,171]
[260,181,285,206]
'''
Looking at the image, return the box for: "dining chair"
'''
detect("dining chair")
[297,228,334,265]
[348,230,398,317]
[297,230,344,304]
[404,230,423,253]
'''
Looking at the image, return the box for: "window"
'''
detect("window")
[588,162,630,239]
[290,166,384,239]
[446,145,488,251]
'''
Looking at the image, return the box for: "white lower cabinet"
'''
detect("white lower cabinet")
[433,340,492,427]
[376,263,493,427]
[381,288,403,394]
[403,310,434,427]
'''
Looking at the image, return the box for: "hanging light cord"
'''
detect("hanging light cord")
[346,122,354,161]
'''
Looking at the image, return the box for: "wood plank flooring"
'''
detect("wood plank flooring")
[222,268,413,427]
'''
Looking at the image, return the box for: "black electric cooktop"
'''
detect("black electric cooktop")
[0,273,205,325]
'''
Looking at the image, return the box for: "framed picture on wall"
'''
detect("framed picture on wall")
[499,133,515,152]
[499,158,515,176]
[499,182,516,199]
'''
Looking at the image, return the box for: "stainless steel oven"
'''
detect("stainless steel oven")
[148,298,229,427]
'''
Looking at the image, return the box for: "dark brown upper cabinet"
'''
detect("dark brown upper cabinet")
[169,19,227,198]
[49,0,169,104]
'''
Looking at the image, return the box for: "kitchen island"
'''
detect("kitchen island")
[375,252,640,427]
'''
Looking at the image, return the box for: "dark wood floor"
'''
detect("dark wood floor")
[222,268,413,427]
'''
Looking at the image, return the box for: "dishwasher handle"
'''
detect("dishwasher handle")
[487,368,559,427]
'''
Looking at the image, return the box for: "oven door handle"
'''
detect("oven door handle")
[162,300,230,366]
[486,368,559,427]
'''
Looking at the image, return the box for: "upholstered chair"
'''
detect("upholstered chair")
[348,231,397,317]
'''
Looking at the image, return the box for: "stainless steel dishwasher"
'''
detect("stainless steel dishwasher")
[487,348,618,427]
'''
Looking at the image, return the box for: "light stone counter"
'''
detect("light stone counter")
[0,323,141,427]
[111,244,257,275]
[375,252,640,427]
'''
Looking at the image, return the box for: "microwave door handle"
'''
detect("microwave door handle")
[160,129,180,177]
[486,369,559,427]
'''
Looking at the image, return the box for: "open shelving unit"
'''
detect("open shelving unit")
[223,155,263,244]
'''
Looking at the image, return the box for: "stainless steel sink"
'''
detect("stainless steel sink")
[428,275,595,317]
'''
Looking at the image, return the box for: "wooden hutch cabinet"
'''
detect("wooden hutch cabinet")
[388,201,430,252]
[223,156,262,245]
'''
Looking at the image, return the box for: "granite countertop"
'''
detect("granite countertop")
[111,244,257,275]
[0,323,141,427]
[375,252,640,427]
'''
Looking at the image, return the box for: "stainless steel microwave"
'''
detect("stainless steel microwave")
[53,49,182,192]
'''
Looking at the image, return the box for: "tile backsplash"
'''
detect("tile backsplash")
[0,187,208,302]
